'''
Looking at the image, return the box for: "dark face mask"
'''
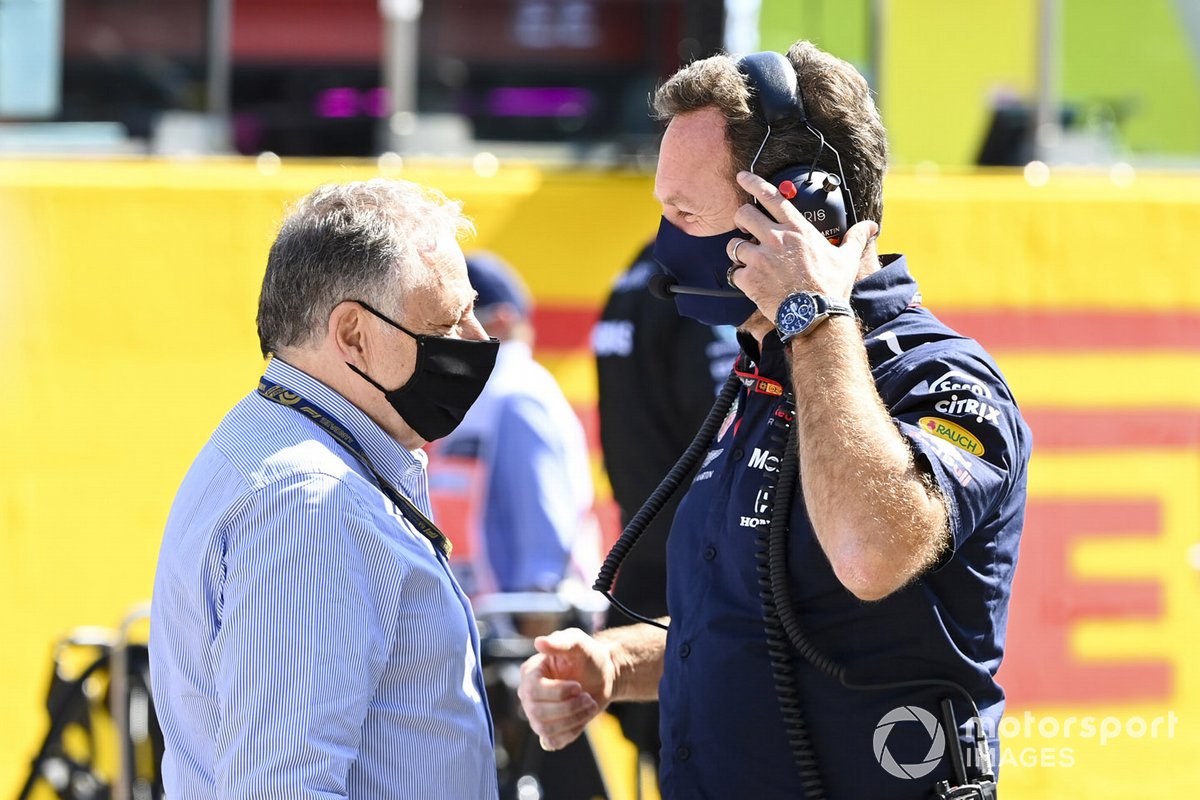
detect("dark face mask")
[652,216,757,327]
[346,301,499,442]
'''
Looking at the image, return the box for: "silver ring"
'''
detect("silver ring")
[730,238,748,265]
[726,262,745,289]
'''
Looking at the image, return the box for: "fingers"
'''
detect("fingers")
[533,628,588,657]
[518,655,581,702]
[732,171,879,249]
[533,692,600,750]
[726,238,754,270]
[732,202,776,244]
[735,170,804,230]
[517,652,600,751]
[840,218,880,255]
[729,238,748,266]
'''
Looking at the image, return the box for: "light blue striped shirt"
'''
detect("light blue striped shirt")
[150,358,498,799]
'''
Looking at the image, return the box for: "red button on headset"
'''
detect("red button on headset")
[778,180,798,199]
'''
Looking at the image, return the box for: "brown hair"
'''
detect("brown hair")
[653,41,887,227]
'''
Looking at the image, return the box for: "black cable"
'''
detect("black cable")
[593,360,992,793]
[941,699,970,787]
[758,430,827,798]
[594,371,742,629]
[765,434,984,715]
[765,427,992,787]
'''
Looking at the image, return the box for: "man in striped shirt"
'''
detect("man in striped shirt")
[151,179,501,798]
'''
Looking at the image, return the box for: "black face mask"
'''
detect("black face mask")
[346,301,499,442]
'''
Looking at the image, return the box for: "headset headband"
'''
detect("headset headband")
[736,51,806,125]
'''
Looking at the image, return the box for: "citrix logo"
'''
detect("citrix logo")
[873,706,946,780]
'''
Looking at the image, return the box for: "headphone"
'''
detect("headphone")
[736,51,859,244]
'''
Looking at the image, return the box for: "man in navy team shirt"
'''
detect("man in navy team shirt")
[518,40,1031,799]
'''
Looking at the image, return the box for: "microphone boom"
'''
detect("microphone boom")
[648,274,745,300]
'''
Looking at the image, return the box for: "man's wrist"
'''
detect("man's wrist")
[775,291,855,343]
[783,313,856,355]
[596,618,668,702]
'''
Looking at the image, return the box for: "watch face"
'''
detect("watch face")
[779,293,818,335]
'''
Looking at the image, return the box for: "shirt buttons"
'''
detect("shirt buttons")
[678,643,691,658]
[703,546,717,561]
[731,448,744,461]
[676,746,691,761]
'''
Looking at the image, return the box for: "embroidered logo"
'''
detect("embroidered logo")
[717,397,739,442]
[919,417,985,457]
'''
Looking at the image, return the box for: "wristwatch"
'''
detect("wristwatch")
[774,291,854,342]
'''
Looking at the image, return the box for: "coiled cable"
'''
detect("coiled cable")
[593,371,742,629]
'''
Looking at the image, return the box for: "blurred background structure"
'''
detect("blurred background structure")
[3,1,1200,798]
[3,0,1199,166]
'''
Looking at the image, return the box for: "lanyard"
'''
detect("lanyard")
[256,378,453,558]
[733,356,796,525]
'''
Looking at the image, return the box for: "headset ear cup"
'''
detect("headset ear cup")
[765,167,848,244]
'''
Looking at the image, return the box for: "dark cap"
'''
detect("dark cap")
[465,251,531,317]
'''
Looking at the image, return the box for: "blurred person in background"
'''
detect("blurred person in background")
[150,179,499,799]
[518,41,1031,799]
[590,240,738,774]
[429,251,600,602]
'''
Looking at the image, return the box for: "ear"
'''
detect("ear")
[328,301,371,365]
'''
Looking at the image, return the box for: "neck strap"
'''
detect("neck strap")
[256,378,452,558]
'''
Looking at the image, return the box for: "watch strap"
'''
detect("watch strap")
[778,292,854,342]
[815,295,853,319]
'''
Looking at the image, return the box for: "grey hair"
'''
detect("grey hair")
[256,178,473,357]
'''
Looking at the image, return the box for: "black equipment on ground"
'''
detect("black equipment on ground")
[473,592,611,800]
[22,596,613,800]
[18,613,164,800]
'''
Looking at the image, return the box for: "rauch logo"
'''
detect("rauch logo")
[919,417,985,457]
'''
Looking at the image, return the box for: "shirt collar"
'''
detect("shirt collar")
[263,358,427,488]
[737,253,918,372]
[849,253,919,333]
[496,338,532,365]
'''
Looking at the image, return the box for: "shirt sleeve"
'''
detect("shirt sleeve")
[486,393,578,592]
[213,473,398,798]
[886,348,1031,552]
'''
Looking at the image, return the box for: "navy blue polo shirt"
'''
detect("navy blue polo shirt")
[660,255,1032,799]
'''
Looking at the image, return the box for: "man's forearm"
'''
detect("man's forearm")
[787,318,948,600]
[595,619,669,701]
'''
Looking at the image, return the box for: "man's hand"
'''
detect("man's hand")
[725,170,878,322]
[517,627,615,751]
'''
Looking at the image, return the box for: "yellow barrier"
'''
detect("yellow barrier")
[2,159,1198,798]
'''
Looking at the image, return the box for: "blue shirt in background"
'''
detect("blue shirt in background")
[429,340,597,595]
[150,358,497,799]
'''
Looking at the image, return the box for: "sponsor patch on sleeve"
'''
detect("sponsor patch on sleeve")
[927,369,1003,426]
[919,416,985,457]
[916,430,977,487]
